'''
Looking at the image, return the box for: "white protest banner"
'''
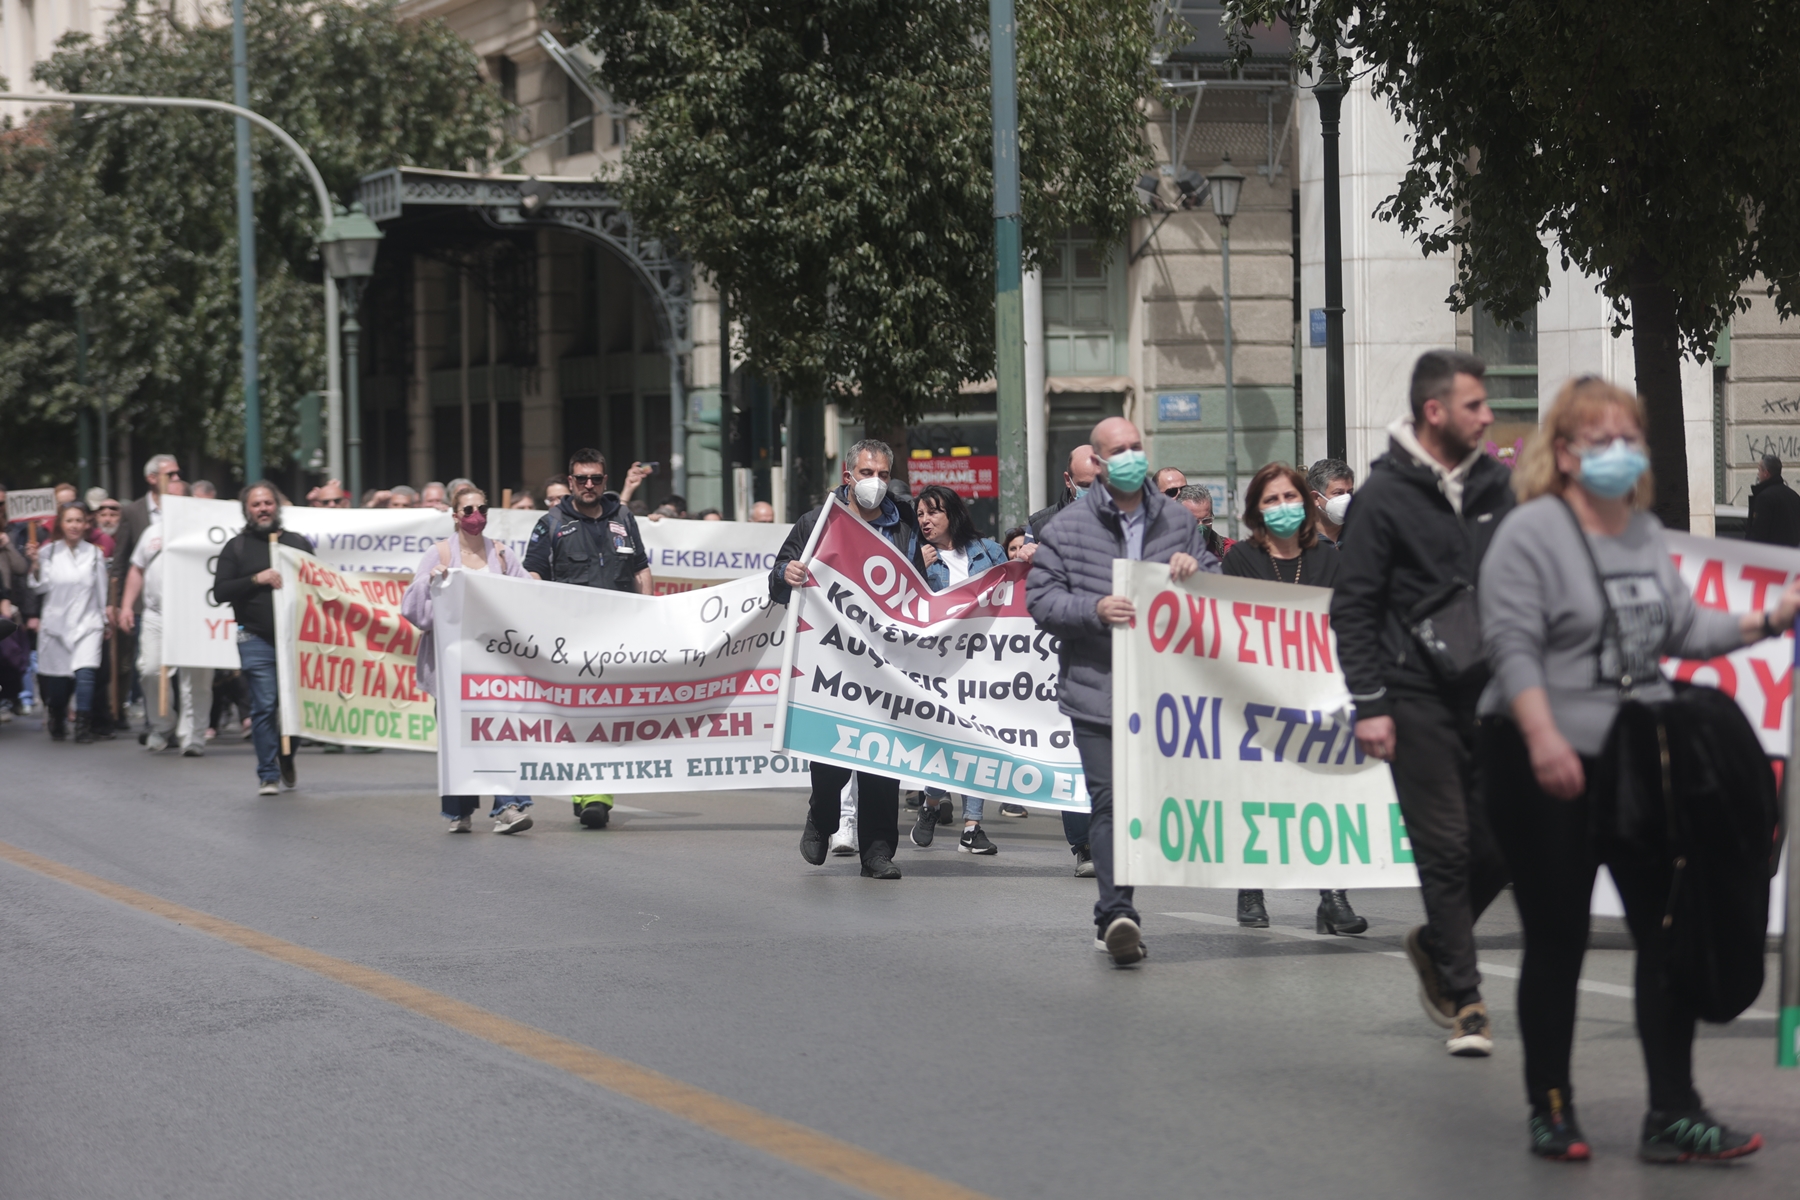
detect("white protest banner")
[1113,562,1416,890]
[1662,531,1800,755]
[271,547,436,751]
[5,487,58,529]
[771,500,1086,807]
[435,570,804,795]
[161,497,452,668]
[481,508,791,595]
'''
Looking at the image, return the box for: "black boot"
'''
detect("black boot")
[47,706,67,742]
[1237,889,1268,927]
[1316,889,1368,935]
[74,712,94,743]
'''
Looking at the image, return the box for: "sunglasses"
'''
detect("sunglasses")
[1163,486,1183,498]
[571,474,605,486]
[458,504,490,517]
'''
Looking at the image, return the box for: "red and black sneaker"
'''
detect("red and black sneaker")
[1529,1090,1591,1162]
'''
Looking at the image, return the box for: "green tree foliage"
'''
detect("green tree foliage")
[1227,1,1800,527]
[549,0,1173,428]
[0,0,509,491]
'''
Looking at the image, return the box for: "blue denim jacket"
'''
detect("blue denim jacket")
[923,536,1008,592]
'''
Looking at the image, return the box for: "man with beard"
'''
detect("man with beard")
[213,482,313,796]
[1330,350,1514,1058]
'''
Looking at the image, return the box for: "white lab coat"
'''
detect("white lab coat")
[30,539,108,676]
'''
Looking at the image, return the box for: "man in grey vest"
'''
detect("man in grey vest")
[525,447,653,827]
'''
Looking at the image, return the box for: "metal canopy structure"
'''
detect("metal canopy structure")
[357,166,694,492]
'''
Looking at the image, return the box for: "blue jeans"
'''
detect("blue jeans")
[40,667,98,714]
[923,786,982,822]
[442,795,532,819]
[238,633,282,783]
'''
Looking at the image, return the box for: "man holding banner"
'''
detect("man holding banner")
[214,483,313,796]
[1026,418,1214,964]
[775,438,927,880]
[524,448,653,828]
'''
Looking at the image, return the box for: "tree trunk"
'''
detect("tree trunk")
[1628,255,1689,530]
[882,420,911,487]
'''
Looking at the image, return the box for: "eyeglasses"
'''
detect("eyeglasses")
[571,473,605,486]
[458,504,490,517]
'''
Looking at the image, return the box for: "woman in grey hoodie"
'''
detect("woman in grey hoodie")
[1477,376,1800,1164]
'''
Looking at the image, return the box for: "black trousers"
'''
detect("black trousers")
[1073,719,1137,929]
[1390,695,1510,1002]
[1480,718,1700,1113]
[808,763,899,867]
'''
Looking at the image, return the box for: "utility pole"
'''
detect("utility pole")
[990,0,1027,533]
[76,306,93,493]
[232,0,262,482]
[1316,74,1347,461]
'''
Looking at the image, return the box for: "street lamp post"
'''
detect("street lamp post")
[320,203,384,501]
[1208,155,1246,537]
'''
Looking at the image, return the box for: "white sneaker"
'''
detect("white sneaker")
[828,826,859,856]
[145,733,169,752]
[257,781,279,796]
[182,744,205,758]
[493,805,534,834]
[446,815,473,833]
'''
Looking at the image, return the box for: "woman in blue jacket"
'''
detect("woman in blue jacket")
[912,484,1008,854]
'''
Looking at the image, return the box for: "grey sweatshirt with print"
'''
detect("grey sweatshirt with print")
[1477,497,1743,756]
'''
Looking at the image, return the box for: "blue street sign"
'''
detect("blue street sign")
[1309,308,1327,347]
[1157,392,1202,423]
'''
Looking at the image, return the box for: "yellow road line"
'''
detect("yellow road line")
[0,838,994,1200]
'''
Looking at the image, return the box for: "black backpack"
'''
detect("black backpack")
[1605,684,1780,1023]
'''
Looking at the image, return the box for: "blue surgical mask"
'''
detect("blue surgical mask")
[1104,449,1149,493]
[1072,485,1088,500]
[1577,438,1648,499]
[1262,502,1307,537]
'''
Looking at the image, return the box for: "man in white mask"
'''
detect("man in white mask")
[1308,458,1356,546]
[771,439,927,881]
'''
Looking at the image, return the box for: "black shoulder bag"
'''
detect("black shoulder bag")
[1406,578,1485,684]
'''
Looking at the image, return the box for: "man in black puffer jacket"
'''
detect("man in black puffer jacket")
[1026,417,1217,966]
[1330,350,1514,1058]
[772,438,927,881]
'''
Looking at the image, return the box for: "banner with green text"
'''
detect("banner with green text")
[272,546,438,751]
[1112,561,1417,889]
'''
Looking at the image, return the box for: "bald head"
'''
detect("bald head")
[1063,443,1097,497]
[1090,418,1142,462]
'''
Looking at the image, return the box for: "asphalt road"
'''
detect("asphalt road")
[2,717,1794,1199]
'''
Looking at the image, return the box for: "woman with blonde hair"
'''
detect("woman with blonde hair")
[402,484,536,834]
[1478,376,1800,1162]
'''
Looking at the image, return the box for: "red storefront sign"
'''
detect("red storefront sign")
[907,456,998,499]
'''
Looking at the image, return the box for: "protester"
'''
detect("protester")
[1478,376,1800,1162]
[1153,466,1188,498]
[387,485,420,508]
[1026,418,1215,964]
[53,482,77,507]
[1308,459,1356,545]
[748,501,775,523]
[541,477,570,507]
[213,482,312,796]
[774,439,927,880]
[1745,453,1800,546]
[0,504,28,720]
[1002,526,1029,559]
[118,494,211,756]
[92,495,122,540]
[525,449,654,828]
[360,488,390,508]
[1331,350,1514,1059]
[107,454,183,737]
[189,480,218,500]
[697,508,723,521]
[1027,444,1099,547]
[403,485,534,834]
[509,490,536,510]
[1221,463,1363,935]
[910,483,1009,855]
[1178,485,1230,559]
[420,481,450,511]
[26,503,109,742]
[307,479,350,507]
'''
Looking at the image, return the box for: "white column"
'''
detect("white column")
[1023,266,1046,513]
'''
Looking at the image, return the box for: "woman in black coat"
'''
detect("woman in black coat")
[1222,462,1363,935]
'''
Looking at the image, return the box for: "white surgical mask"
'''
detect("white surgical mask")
[1322,493,1352,525]
[852,477,887,510]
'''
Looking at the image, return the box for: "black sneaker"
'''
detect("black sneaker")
[1101,916,1147,966]
[1073,845,1095,877]
[998,803,1029,818]
[799,816,826,865]
[1639,1109,1763,1163]
[279,753,297,789]
[935,796,955,827]
[1404,925,1457,1029]
[861,845,902,880]
[1236,889,1269,927]
[579,799,612,829]
[1528,1090,1590,1161]
[910,802,937,847]
[958,825,997,855]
